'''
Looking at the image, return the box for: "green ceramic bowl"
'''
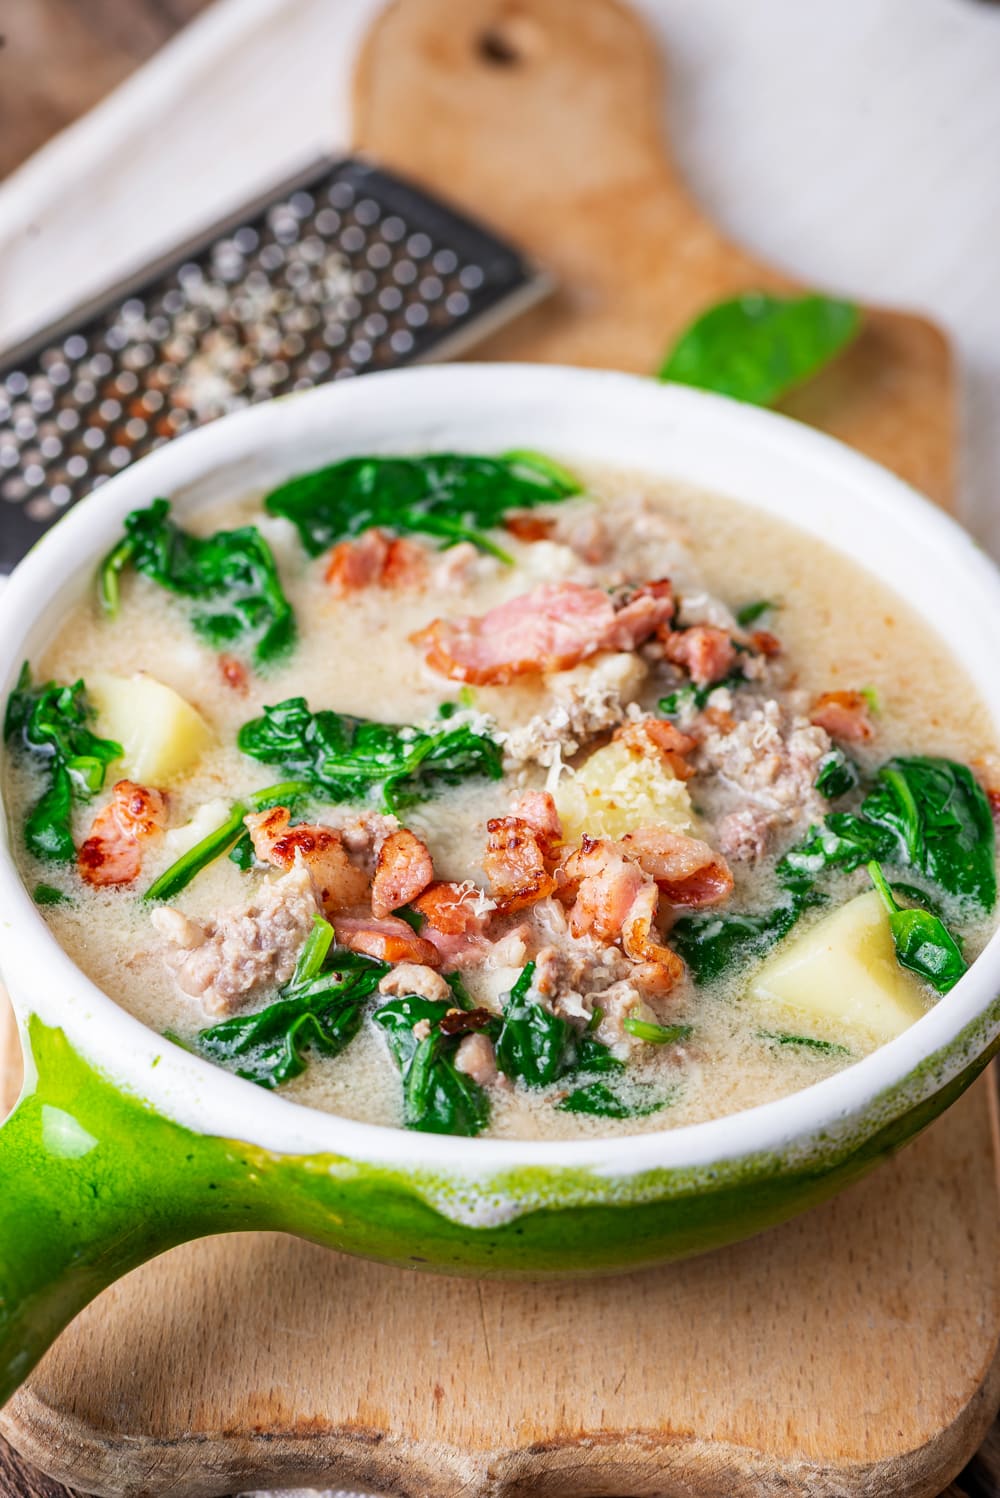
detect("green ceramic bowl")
[2,365,999,1410]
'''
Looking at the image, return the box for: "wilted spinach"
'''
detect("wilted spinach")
[757,1031,850,1057]
[238,696,503,814]
[814,749,860,800]
[186,916,384,1087]
[659,292,861,407]
[622,1017,693,1046]
[99,499,295,667]
[373,994,496,1136]
[557,1079,672,1119]
[867,861,968,995]
[4,664,122,861]
[674,755,994,985]
[658,672,745,720]
[264,450,581,564]
[734,599,776,629]
[143,778,313,902]
[494,962,622,1088]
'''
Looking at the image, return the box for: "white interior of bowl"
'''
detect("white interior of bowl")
[1,364,999,1181]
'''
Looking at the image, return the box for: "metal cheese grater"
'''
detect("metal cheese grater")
[0,155,549,572]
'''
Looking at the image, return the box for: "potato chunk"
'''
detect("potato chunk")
[555,737,697,843]
[750,890,928,1047]
[89,672,212,784]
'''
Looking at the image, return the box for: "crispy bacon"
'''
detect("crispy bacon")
[411,880,490,935]
[508,790,563,849]
[750,629,782,658]
[620,883,685,988]
[325,528,427,593]
[504,513,556,543]
[78,780,167,887]
[483,816,557,913]
[619,824,734,908]
[244,807,369,913]
[333,913,441,967]
[219,653,248,691]
[810,690,875,743]
[663,625,738,687]
[560,837,649,942]
[987,788,1000,822]
[411,580,674,685]
[613,717,697,780]
[370,828,435,919]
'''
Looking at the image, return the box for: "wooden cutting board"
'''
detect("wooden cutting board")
[3,1,999,1495]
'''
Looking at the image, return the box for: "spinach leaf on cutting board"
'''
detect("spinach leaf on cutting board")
[659,292,861,407]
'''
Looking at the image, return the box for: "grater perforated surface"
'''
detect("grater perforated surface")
[0,156,546,571]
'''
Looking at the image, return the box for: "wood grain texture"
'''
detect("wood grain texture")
[0,0,995,1495]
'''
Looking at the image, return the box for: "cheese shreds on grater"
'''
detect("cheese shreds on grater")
[0,156,549,572]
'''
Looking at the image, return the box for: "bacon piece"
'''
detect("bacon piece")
[663,626,738,687]
[613,717,697,781]
[411,580,673,685]
[619,824,734,908]
[620,883,685,989]
[334,913,442,968]
[504,512,556,543]
[453,1031,500,1086]
[750,629,782,658]
[370,828,435,919]
[325,528,428,593]
[78,780,167,887]
[810,690,875,743]
[560,837,649,942]
[509,790,563,849]
[989,789,1000,822]
[483,816,557,913]
[219,653,248,691]
[244,807,369,913]
[411,880,491,935]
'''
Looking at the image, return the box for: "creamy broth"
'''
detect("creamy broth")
[5,460,999,1140]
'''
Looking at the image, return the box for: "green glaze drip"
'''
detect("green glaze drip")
[1,1012,998,1410]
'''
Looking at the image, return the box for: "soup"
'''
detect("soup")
[4,452,998,1140]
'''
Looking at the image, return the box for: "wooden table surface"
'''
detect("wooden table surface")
[0,4,998,1496]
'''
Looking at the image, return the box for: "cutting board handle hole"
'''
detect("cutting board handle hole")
[476,10,546,67]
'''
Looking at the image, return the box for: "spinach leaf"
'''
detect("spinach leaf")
[99,499,295,667]
[658,672,744,720]
[859,758,995,912]
[493,962,622,1087]
[622,1017,693,1045]
[734,599,775,629]
[373,994,494,1136]
[238,696,503,814]
[188,918,384,1087]
[143,778,313,902]
[33,882,71,906]
[671,891,823,986]
[557,1080,671,1119]
[867,861,968,995]
[4,664,122,862]
[677,755,994,987]
[815,749,860,800]
[659,292,861,407]
[757,1030,851,1056]
[264,450,580,564]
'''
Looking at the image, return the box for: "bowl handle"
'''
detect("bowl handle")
[0,1016,249,1410]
